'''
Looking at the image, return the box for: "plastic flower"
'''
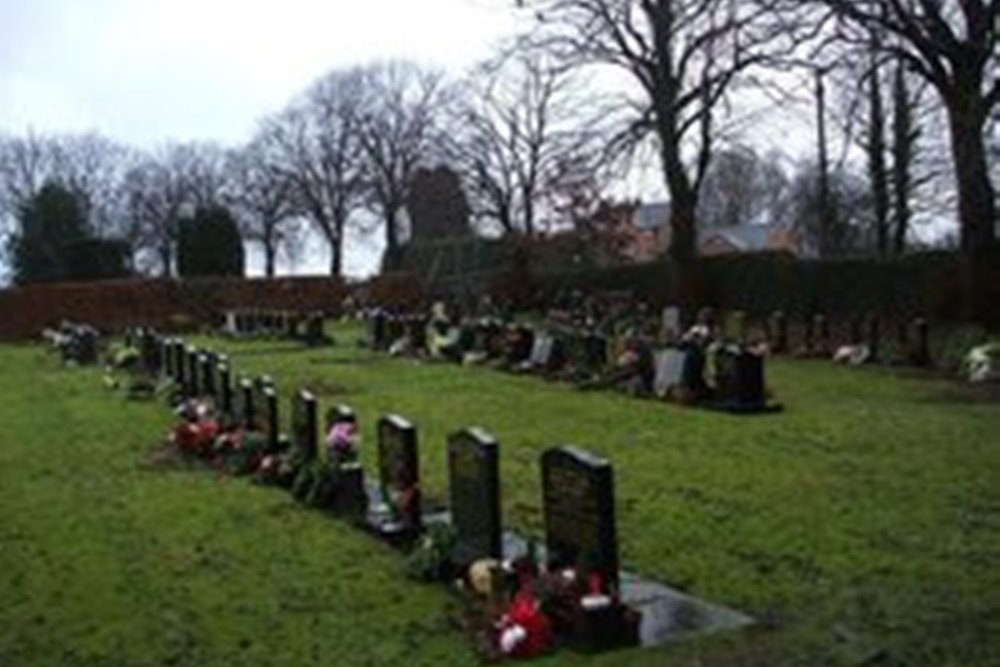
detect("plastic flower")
[326,422,359,459]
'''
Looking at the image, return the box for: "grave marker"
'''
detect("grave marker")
[447,427,502,565]
[541,446,619,591]
[263,386,279,451]
[292,389,319,460]
[377,415,421,531]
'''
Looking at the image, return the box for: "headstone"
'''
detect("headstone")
[172,340,185,386]
[713,349,766,409]
[199,353,216,398]
[541,446,619,591]
[218,364,233,417]
[239,379,255,430]
[529,333,554,367]
[292,389,319,460]
[769,311,788,353]
[377,414,421,531]
[447,427,502,565]
[163,338,175,378]
[186,348,200,397]
[867,315,880,362]
[660,306,681,342]
[583,333,608,371]
[911,318,930,367]
[814,314,830,355]
[653,348,687,398]
[325,404,366,517]
[262,387,279,451]
[326,404,357,428]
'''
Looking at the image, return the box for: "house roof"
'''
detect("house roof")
[634,203,671,230]
[700,224,772,250]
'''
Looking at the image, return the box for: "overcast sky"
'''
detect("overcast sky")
[0,0,524,146]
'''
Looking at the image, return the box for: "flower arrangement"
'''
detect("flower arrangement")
[326,421,359,463]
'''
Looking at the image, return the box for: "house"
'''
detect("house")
[612,201,807,260]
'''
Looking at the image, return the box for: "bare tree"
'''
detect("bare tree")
[225,136,296,278]
[0,131,54,223]
[448,53,610,236]
[49,133,136,241]
[518,0,814,262]
[696,144,790,229]
[354,61,444,269]
[792,1,998,259]
[120,144,203,277]
[265,68,366,276]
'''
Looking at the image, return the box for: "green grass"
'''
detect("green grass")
[2,324,999,667]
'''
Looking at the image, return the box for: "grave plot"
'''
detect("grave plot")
[130,333,755,660]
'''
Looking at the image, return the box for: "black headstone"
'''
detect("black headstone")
[867,315,880,362]
[292,389,319,460]
[447,427,502,565]
[199,353,216,398]
[186,348,200,397]
[263,387,279,451]
[377,414,421,531]
[239,379,255,430]
[218,364,233,417]
[541,446,619,591]
[911,318,930,367]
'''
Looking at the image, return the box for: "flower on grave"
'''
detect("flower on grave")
[494,589,552,659]
[326,422,359,462]
[965,342,1000,383]
[172,419,219,456]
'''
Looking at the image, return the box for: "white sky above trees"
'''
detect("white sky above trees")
[0,1,869,278]
[0,0,524,146]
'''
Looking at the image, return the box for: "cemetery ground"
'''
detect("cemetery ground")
[2,323,999,667]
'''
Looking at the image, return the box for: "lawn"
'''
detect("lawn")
[1,323,999,667]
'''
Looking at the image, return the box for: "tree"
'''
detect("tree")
[265,69,366,276]
[812,0,998,255]
[354,61,444,270]
[8,182,129,285]
[448,53,609,237]
[406,165,471,241]
[176,206,244,278]
[225,137,296,277]
[518,0,812,262]
[696,145,790,229]
[786,161,874,257]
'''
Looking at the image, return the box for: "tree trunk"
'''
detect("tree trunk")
[264,244,276,278]
[867,52,889,259]
[159,243,172,278]
[945,84,996,322]
[946,102,996,255]
[668,192,698,264]
[891,60,914,257]
[329,237,342,276]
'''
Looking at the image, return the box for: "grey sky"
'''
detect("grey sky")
[0,0,522,147]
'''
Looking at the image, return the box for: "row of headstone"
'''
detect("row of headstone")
[223,309,327,344]
[272,382,620,590]
[160,336,283,449]
[656,306,931,367]
[764,311,930,366]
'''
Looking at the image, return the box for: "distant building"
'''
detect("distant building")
[612,201,808,260]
